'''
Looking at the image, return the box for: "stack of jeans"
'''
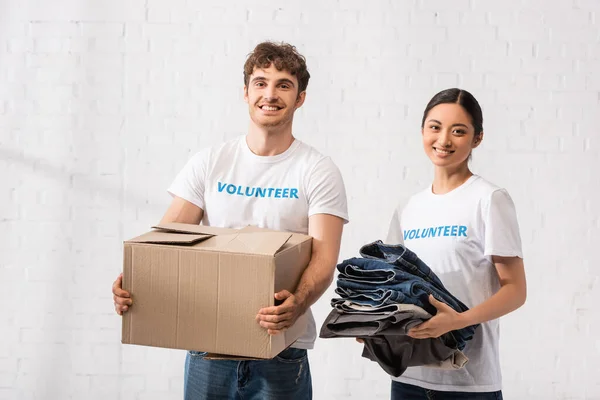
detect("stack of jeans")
[320,240,478,377]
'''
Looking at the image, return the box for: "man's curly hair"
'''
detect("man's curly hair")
[243,41,310,94]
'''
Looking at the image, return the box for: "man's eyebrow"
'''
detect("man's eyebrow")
[251,77,296,87]
[276,78,295,87]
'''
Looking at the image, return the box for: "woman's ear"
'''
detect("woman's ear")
[473,132,484,148]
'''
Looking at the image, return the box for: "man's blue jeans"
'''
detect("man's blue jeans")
[391,381,503,400]
[184,347,312,400]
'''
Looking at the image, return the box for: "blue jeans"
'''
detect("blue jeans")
[336,279,471,350]
[338,263,399,283]
[360,241,447,292]
[391,381,503,400]
[332,302,409,315]
[349,243,480,348]
[338,273,464,316]
[337,257,469,313]
[184,347,312,400]
[334,287,405,307]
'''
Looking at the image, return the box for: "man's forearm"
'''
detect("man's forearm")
[293,255,335,313]
[292,213,344,315]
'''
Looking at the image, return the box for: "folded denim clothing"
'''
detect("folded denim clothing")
[331,300,411,315]
[321,240,477,377]
[361,335,469,377]
[336,256,477,350]
[320,306,468,376]
[321,303,431,337]
[337,258,467,315]
[337,263,399,284]
[358,240,479,336]
[334,287,403,307]
[360,240,447,291]
[321,305,456,349]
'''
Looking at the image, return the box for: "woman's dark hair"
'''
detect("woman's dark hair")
[421,88,483,135]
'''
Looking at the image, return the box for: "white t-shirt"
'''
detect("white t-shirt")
[387,174,522,392]
[167,135,349,349]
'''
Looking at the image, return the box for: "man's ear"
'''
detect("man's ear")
[295,91,306,109]
[243,86,248,103]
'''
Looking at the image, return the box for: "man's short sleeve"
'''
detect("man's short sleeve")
[306,157,349,223]
[167,150,209,211]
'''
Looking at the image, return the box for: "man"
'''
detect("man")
[112,41,349,399]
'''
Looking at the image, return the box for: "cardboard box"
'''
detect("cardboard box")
[121,222,312,359]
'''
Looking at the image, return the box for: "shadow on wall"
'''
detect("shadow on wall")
[0,145,170,397]
[0,146,166,217]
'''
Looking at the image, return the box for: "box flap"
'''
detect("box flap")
[239,226,311,252]
[126,231,211,245]
[238,225,278,233]
[152,222,236,235]
[221,232,293,256]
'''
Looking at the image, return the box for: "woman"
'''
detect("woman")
[386,88,527,399]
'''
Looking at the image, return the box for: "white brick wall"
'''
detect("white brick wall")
[1,0,599,399]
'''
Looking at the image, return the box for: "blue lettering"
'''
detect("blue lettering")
[219,184,301,200]
[403,225,468,240]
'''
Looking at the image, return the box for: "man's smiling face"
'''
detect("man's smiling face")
[244,65,305,130]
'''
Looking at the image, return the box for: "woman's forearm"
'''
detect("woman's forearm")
[457,282,526,329]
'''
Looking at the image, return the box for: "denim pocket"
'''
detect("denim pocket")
[275,347,307,364]
[189,351,207,358]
